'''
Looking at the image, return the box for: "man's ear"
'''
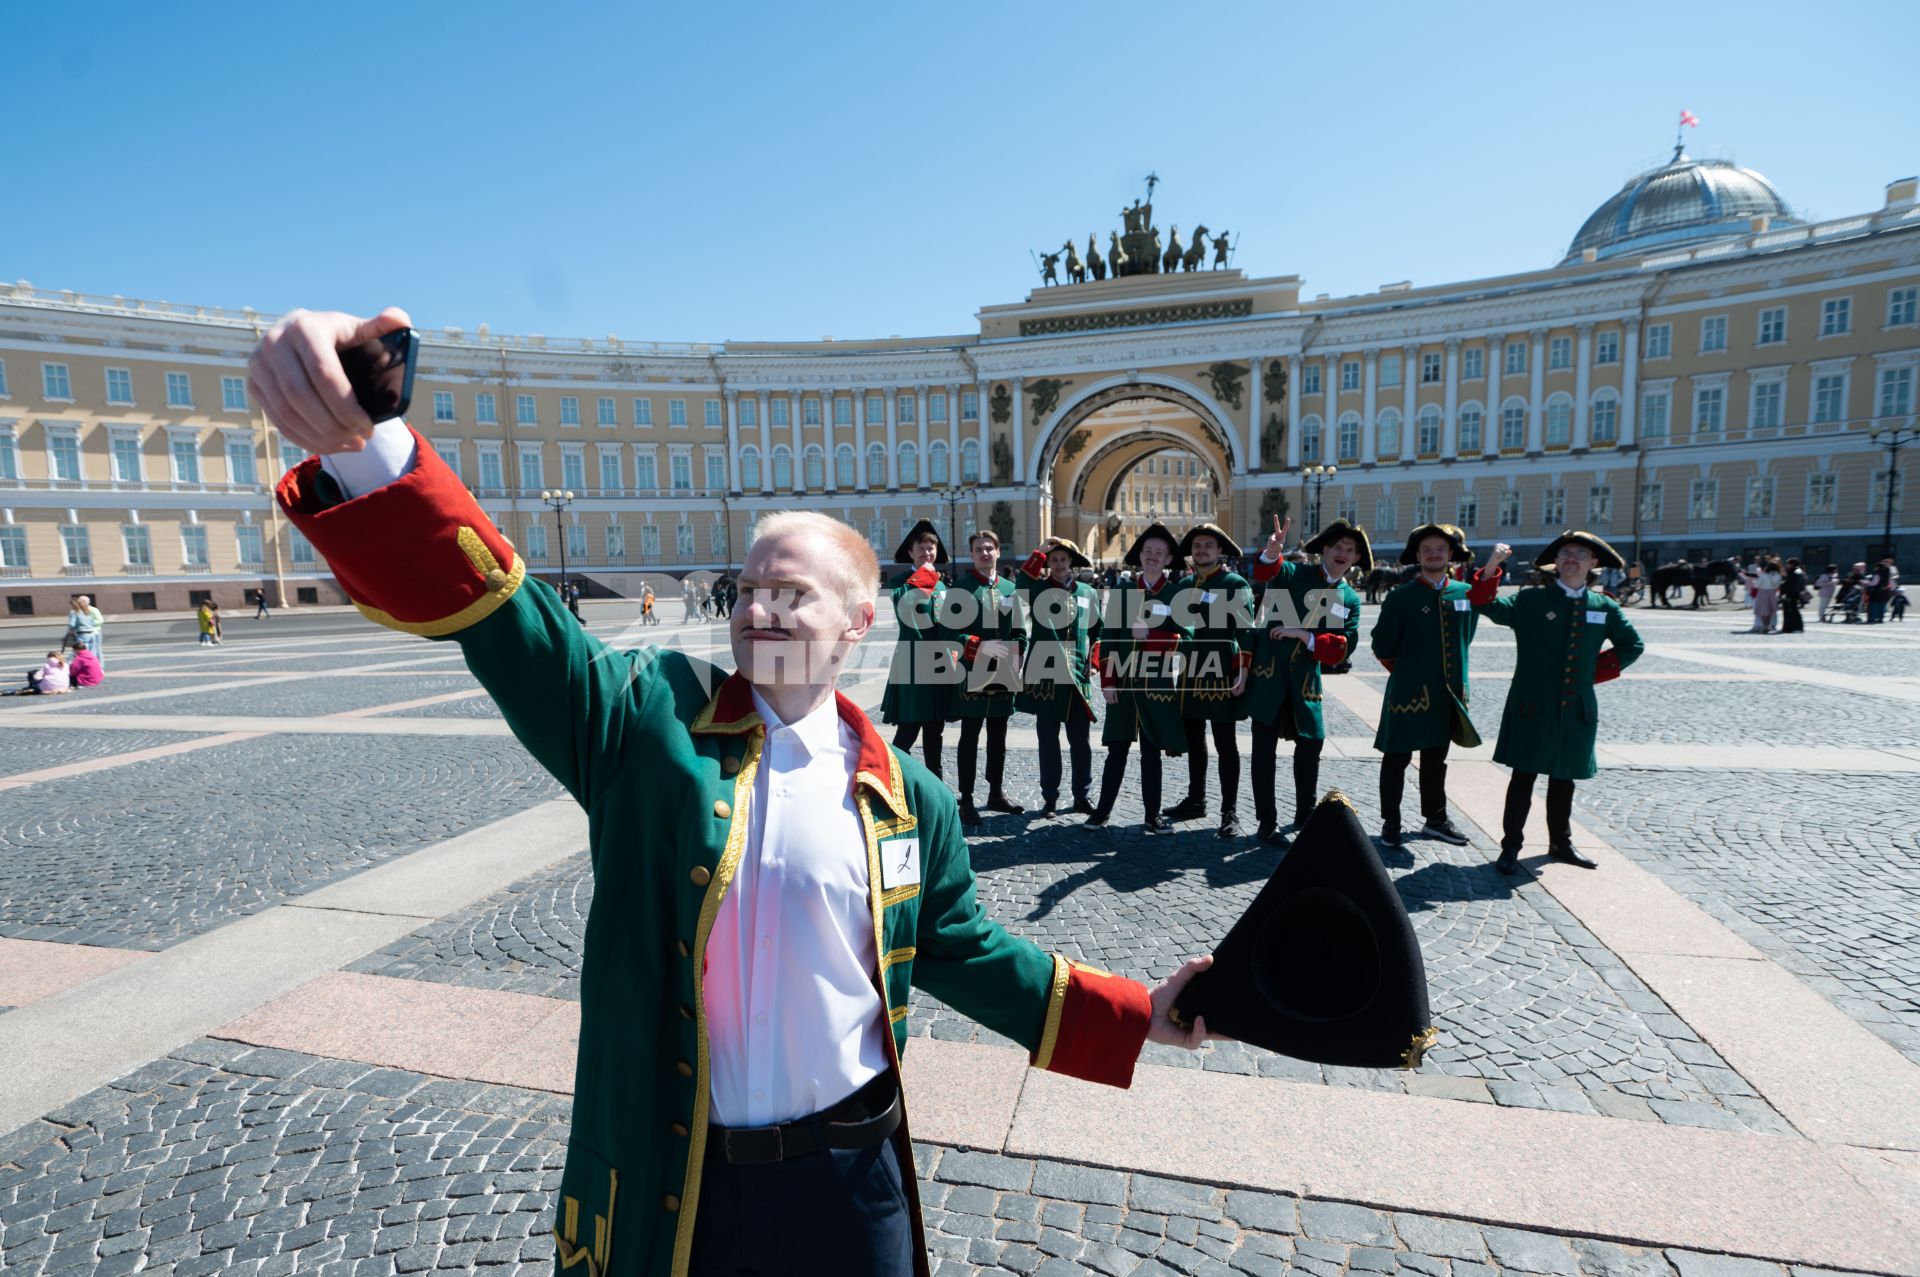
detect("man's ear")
[845,598,876,642]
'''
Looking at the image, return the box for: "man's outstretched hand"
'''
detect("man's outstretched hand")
[1147,954,1226,1049]
[248,306,413,456]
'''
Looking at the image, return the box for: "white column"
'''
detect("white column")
[1011,377,1026,484]
[789,390,804,490]
[1361,349,1378,464]
[1572,323,1593,451]
[1487,335,1505,452]
[1323,354,1339,463]
[1401,344,1418,458]
[976,381,991,486]
[946,384,961,482]
[1285,354,1303,469]
[724,389,743,493]
[757,390,774,493]
[1620,320,1641,448]
[1527,329,1546,454]
[884,389,900,490]
[915,386,930,489]
[821,389,837,493]
[1248,356,1265,472]
[854,388,871,492]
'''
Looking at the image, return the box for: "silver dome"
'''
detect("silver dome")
[1563,149,1798,264]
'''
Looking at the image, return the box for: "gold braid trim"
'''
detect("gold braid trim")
[354,526,525,638]
[1402,1026,1440,1070]
[1033,954,1072,1071]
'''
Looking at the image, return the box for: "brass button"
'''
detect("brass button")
[677,939,691,958]
[679,1004,694,1020]
[670,1122,689,1137]
[663,1195,680,1213]
[676,1061,694,1078]
[689,865,711,887]
[721,756,740,776]
[713,799,731,819]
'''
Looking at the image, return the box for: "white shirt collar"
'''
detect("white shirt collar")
[749,687,844,761]
[1557,580,1588,599]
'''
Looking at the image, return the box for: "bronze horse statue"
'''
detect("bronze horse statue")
[1161,224,1184,274]
[1181,224,1210,273]
[1107,232,1129,278]
[1087,233,1106,281]
[1062,238,1086,285]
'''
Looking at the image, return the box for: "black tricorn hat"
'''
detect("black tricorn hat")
[1400,523,1472,565]
[1179,522,1242,560]
[1123,522,1181,569]
[1041,537,1093,569]
[1303,519,1373,572]
[1171,792,1435,1069]
[1535,529,1623,571]
[893,519,950,565]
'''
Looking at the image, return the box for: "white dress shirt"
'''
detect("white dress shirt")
[703,688,889,1128]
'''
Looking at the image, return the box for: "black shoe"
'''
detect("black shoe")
[984,793,1026,814]
[1547,839,1598,869]
[960,800,983,828]
[1259,824,1291,849]
[1380,823,1403,847]
[1287,811,1310,832]
[1163,797,1206,821]
[1083,808,1111,827]
[1039,800,1059,819]
[1217,816,1241,839]
[1495,847,1521,875]
[1070,798,1097,817]
[1143,815,1169,834]
[1421,816,1470,846]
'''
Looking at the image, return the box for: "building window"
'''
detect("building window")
[960,391,978,422]
[639,524,660,557]
[1457,405,1482,453]
[60,525,92,567]
[804,445,826,489]
[772,445,793,489]
[1745,476,1776,520]
[866,443,886,486]
[1645,324,1672,359]
[0,359,8,396]
[898,442,919,486]
[1689,479,1718,522]
[1504,343,1527,376]
[215,376,245,412]
[1374,497,1397,532]
[110,434,143,484]
[1462,348,1483,381]
[1758,306,1787,345]
[1549,336,1571,370]
[803,397,822,427]
[226,437,258,486]
[43,362,73,400]
[1642,390,1670,439]
[1594,331,1619,365]
[122,524,152,567]
[1414,494,1436,525]
[895,393,916,426]
[167,435,203,484]
[739,398,758,429]
[669,399,687,427]
[526,524,549,560]
[166,372,193,408]
[478,446,504,492]
[672,524,692,558]
[1751,380,1784,429]
[1871,468,1905,516]
[605,524,625,561]
[1591,394,1619,444]
[1336,414,1359,462]
[706,399,724,428]
[1699,316,1727,353]
[1813,373,1847,424]
[1545,397,1572,447]
[1300,415,1322,463]
[1457,494,1479,529]
[634,398,653,426]
[106,368,134,404]
[1420,353,1441,384]
[634,451,658,489]
[1889,286,1918,328]
[771,398,789,428]
[1587,485,1611,525]
[599,450,623,493]
[1806,472,1838,516]
[181,524,210,568]
[561,448,586,491]
[429,390,454,423]
[566,524,586,560]
[1341,361,1360,392]
[597,397,616,427]
[434,442,460,476]
[1639,482,1663,525]
[740,446,761,490]
[833,396,852,426]
[1821,297,1851,337]
[929,392,948,423]
[1376,408,1401,456]
[1500,402,1526,451]
[558,396,581,427]
[670,451,692,490]
[1543,486,1566,526]
[1879,366,1914,419]
[705,452,726,490]
[516,394,537,425]
[476,392,497,424]
[289,527,316,566]
[928,440,949,486]
[1497,491,1522,528]
[1302,363,1322,396]
[1379,354,1401,389]
[518,446,544,490]
[0,527,26,570]
[1417,407,1441,455]
[1694,385,1724,434]
[838,444,858,486]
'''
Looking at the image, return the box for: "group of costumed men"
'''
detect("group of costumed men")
[880,513,1644,872]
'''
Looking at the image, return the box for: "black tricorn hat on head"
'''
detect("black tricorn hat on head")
[1123,522,1181,569]
[1171,792,1435,1069]
[1535,529,1624,571]
[893,519,950,565]
[1042,537,1093,569]
[1400,523,1472,565]
[1178,522,1242,560]
[1303,519,1373,572]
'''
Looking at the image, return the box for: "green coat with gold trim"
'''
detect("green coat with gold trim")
[1098,572,1189,750]
[940,568,1027,720]
[1013,566,1101,723]
[1245,557,1362,741]
[1175,563,1255,722]
[1370,576,1482,753]
[880,575,953,726]
[275,432,1153,1277]
[1474,583,1645,780]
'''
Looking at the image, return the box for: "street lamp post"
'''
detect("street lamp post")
[937,482,978,569]
[1869,423,1915,562]
[540,488,575,599]
[1302,463,1338,531]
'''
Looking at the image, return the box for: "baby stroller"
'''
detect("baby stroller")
[59,625,88,655]
[1824,580,1863,623]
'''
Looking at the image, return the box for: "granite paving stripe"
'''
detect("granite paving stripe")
[0,727,208,779]
[335,688,494,719]
[0,730,264,792]
[62,674,487,719]
[0,709,516,736]
[0,938,148,1008]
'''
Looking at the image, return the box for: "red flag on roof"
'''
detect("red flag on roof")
[1679,110,1700,128]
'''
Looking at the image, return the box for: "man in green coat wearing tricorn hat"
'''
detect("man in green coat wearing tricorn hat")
[1470,530,1646,875]
[881,519,955,781]
[1369,523,1490,848]
[1089,522,1189,832]
[1013,537,1103,817]
[1163,522,1257,838]
[1245,515,1366,846]
[940,529,1029,827]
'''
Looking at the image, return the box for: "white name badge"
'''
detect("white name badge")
[1149,602,1172,617]
[1330,603,1351,619]
[1201,591,1217,604]
[997,594,1014,612]
[1586,610,1607,624]
[1076,597,1090,609]
[880,836,921,891]
[1452,599,1472,611]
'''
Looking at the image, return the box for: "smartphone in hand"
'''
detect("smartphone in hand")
[339,328,419,424]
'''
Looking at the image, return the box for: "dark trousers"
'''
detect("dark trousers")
[690,1135,914,1276]
[1250,722,1322,829]
[956,716,1009,802]
[1381,743,1451,828]
[1096,740,1162,819]
[1037,714,1092,805]
[1781,599,1803,633]
[1502,772,1575,852]
[891,722,945,783]
[1179,717,1240,811]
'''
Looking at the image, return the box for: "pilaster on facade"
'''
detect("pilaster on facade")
[1360,349,1379,465]
[789,390,804,491]
[756,390,774,494]
[1400,344,1418,460]
[945,384,962,484]
[916,386,930,490]
[820,388,837,493]
[854,388,871,492]
[1323,353,1339,463]
[1247,355,1264,472]
[1011,377,1026,485]
[1621,319,1641,447]
[884,389,900,490]
[724,389,743,494]
[1284,354,1303,469]
[1573,323,1595,451]
[1442,339,1461,459]
[976,380,992,486]
[1527,329,1548,455]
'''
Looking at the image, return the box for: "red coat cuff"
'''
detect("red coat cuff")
[1019,550,1049,580]
[962,634,983,662]
[906,565,940,591]
[275,427,523,636]
[1467,566,1503,605]
[1312,634,1347,665]
[1379,656,1395,673]
[1144,631,1180,653]
[1249,553,1283,583]
[1595,649,1623,684]
[1033,957,1152,1089]
[1236,650,1253,671]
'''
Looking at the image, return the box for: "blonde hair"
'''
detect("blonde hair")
[750,511,880,613]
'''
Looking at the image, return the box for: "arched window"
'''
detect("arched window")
[1376,408,1402,457]
[928,440,949,486]
[740,445,762,490]
[835,444,856,487]
[803,444,824,490]
[771,445,793,490]
[1457,403,1484,454]
[1337,413,1361,463]
[1500,399,1527,451]
[1590,392,1619,445]
[865,443,887,487]
[1417,405,1442,456]
[1300,414,1323,462]
[1545,393,1573,448]
[898,442,919,487]
[960,439,981,483]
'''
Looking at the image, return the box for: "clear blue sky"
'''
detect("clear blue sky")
[8,2,1916,344]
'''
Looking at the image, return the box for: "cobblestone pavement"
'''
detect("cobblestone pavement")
[66,675,488,720]
[0,728,208,779]
[1571,769,1920,1065]
[0,1046,1848,1277]
[1462,678,1920,748]
[0,734,561,950]
[352,857,591,999]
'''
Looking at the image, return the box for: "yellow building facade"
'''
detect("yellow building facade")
[0,151,1914,614]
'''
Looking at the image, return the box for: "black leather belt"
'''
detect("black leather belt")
[709,1075,901,1165]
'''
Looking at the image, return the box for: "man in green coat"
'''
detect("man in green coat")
[880,519,955,781]
[1164,523,1256,839]
[1245,516,1366,847]
[1471,532,1646,875]
[250,305,1219,1277]
[939,529,1029,827]
[1089,523,1188,833]
[1012,537,1101,817]
[1369,524,1487,848]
